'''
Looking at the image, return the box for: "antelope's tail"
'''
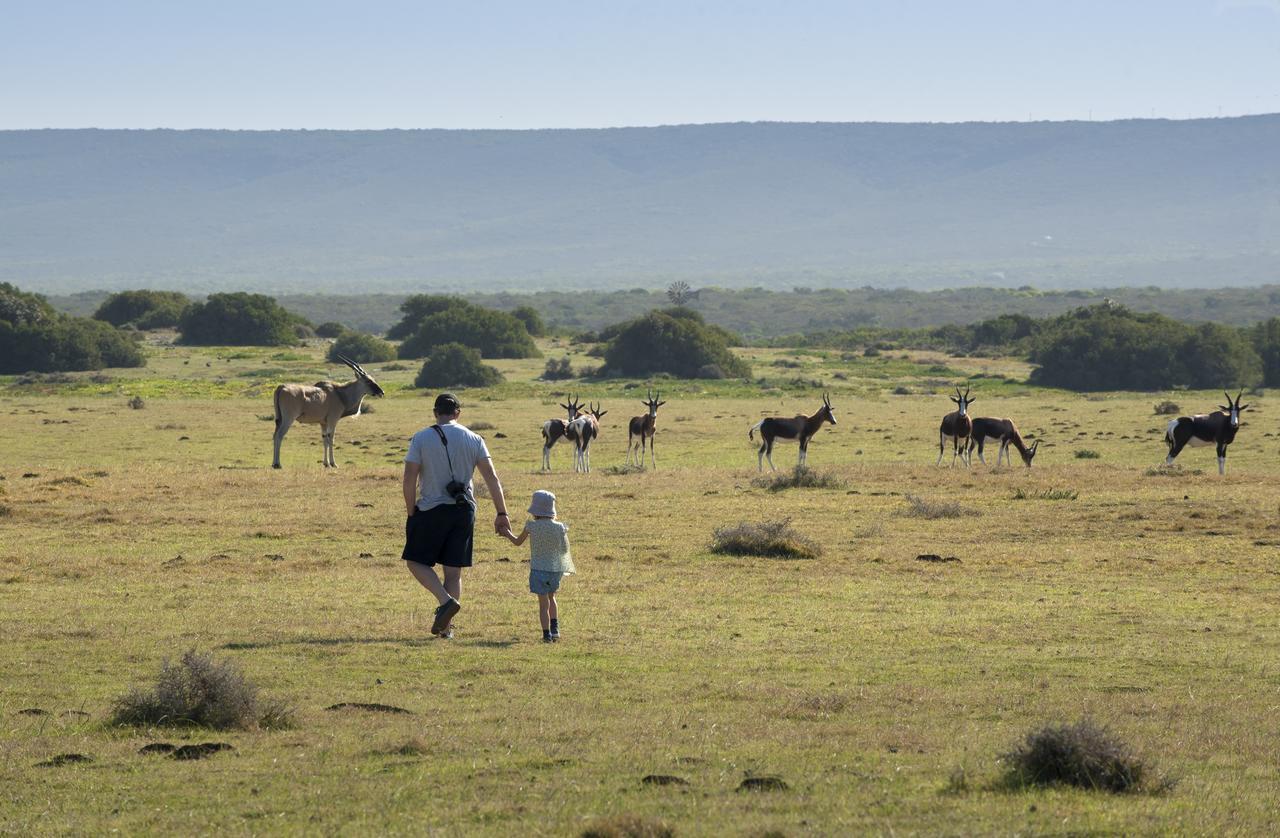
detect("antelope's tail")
[1164,418,1179,446]
[749,420,764,441]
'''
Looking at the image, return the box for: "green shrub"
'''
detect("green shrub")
[179,293,300,347]
[0,282,55,326]
[752,466,845,492]
[1075,449,1101,459]
[94,290,189,329]
[393,295,539,360]
[111,649,293,730]
[0,312,145,374]
[511,305,546,337]
[602,308,750,379]
[413,343,504,388]
[542,357,574,380]
[326,331,396,364]
[315,321,347,338]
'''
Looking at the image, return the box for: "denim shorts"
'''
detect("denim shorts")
[529,570,564,594]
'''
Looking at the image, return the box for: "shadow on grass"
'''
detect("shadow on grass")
[220,636,518,650]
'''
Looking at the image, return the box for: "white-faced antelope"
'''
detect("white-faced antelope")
[540,394,584,471]
[936,386,975,467]
[626,388,666,468]
[570,402,607,473]
[272,355,384,469]
[748,393,836,472]
[1165,390,1249,475]
[967,416,1039,467]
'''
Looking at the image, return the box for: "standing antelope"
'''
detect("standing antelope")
[1165,390,1249,475]
[749,393,836,472]
[968,416,1039,467]
[627,388,666,468]
[936,386,975,467]
[272,355,384,469]
[570,402,607,473]
[541,395,584,471]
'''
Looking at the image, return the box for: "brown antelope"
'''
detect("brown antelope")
[748,393,836,472]
[569,402,607,473]
[1165,390,1249,475]
[272,355,384,469]
[967,416,1039,467]
[936,386,974,467]
[541,394,584,471]
[627,388,666,468]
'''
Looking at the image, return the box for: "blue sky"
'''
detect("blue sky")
[3,0,1278,128]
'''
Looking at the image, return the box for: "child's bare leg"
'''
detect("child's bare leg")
[547,594,558,621]
[538,594,551,631]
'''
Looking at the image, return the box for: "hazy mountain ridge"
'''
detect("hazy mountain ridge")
[3,118,1278,294]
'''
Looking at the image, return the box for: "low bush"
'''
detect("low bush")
[1074,449,1101,459]
[413,343,504,388]
[1153,400,1181,415]
[752,465,844,492]
[711,518,821,559]
[902,494,968,519]
[543,357,574,380]
[315,321,347,338]
[1001,719,1154,793]
[127,396,146,410]
[111,649,293,730]
[326,331,396,364]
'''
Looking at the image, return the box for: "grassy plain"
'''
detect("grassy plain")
[2,338,1279,835]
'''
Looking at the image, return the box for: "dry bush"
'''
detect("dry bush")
[468,421,497,431]
[111,649,293,730]
[902,494,968,519]
[711,518,821,560]
[752,465,845,492]
[127,395,146,410]
[1153,400,1181,415]
[1012,487,1078,501]
[1145,464,1203,477]
[1001,719,1154,793]
[581,815,674,838]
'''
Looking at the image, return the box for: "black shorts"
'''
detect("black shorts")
[403,503,475,568]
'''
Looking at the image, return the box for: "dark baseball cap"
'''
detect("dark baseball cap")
[433,392,461,413]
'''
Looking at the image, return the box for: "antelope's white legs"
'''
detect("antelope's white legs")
[1218,456,1225,475]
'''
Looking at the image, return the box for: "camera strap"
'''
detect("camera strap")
[431,424,458,483]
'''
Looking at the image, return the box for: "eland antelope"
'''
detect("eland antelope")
[937,387,975,467]
[570,402,607,473]
[967,416,1039,467]
[272,355,384,469]
[1165,391,1249,475]
[541,395,584,471]
[749,393,836,472]
[626,388,666,468]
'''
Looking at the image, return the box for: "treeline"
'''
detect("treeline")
[787,303,1280,391]
[48,284,1280,339]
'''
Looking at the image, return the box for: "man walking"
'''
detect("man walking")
[403,392,513,637]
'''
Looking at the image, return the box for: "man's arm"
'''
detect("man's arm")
[403,462,420,517]
[475,458,511,536]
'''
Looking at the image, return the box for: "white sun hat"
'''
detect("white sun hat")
[528,490,557,518]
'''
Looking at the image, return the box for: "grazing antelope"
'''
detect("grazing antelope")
[968,417,1039,467]
[541,395,584,471]
[569,402,607,473]
[272,355,384,469]
[936,386,975,467]
[1165,391,1249,475]
[748,393,836,472]
[627,388,666,468]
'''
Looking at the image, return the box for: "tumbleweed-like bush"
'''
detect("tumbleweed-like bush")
[111,649,293,730]
[711,518,821,559]
[1001,719,1154,793]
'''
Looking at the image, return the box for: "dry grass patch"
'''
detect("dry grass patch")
[111,649,294,730]
[752,465,844,492]
[901,494,969,519]
[580,814,675,838]
[710,518,821,559]
[1012,487,1079,501]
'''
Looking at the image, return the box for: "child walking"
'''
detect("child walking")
[505,490,575,642]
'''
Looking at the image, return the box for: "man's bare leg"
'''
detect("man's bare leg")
[443,566,462,602]
[407,561,450,606]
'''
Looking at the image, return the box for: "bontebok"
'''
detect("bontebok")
[1165,390,1249,475]
[541,394,584,472]
[937,386,975,467]
[749,393,836,472]
[569,402,607,473]
[968,416,1039,467]
[272,355,384,469]
[627,388,666,468]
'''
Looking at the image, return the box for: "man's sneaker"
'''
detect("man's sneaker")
[431,599,461,636]
[439,627,455,640]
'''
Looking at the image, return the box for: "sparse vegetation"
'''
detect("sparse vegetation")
[1012,487,1079,501]
[111,649,293,730]
[581,814,675,838]
[902,494,968,519]
[1075,449,1101,459]
[711,518,821,559]
[1001,719,1154,793]
[752,465,844,492]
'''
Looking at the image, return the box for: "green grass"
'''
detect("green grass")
[1,339,1277,833]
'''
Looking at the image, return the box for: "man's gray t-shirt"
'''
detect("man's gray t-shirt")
[404,421,492,511]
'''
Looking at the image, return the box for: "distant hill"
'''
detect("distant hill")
[3,118,1278,295]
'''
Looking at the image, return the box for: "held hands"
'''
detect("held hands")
[494,513,514,538]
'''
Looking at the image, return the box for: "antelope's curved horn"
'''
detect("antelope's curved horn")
[336,354,366,376]
[1237,390,1244,404]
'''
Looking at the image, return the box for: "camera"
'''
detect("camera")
[446,479,470,505]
